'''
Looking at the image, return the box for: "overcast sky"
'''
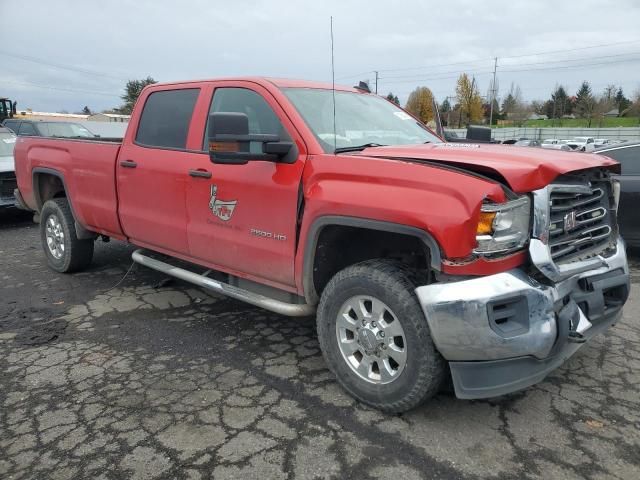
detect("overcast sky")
[2,0,639,113]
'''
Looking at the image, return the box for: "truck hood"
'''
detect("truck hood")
[356,143,619,193]
[0,155,14,173]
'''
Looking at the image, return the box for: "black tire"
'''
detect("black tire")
[40,198,94,273]
[316,259,446,413]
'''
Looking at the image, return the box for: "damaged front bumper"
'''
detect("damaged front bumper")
[415,237,629,399]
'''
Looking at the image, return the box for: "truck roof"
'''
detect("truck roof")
[146,77,362,93]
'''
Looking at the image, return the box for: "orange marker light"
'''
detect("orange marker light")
[477,211,496,235]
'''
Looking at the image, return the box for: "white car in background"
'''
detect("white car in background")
[594,138,611,147]
[566,136,596,152]
[0,127,17,208]
[541,139,572,151]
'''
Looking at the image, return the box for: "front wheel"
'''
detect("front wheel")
[40,198,94,273]
[316,260,446,413]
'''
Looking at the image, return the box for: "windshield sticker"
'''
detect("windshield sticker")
[2,138,16,144]
[393,111,412,121]
[436,143,481,148]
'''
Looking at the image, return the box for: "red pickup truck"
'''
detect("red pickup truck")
[14,78,630,412]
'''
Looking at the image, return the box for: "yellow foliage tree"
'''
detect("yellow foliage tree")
[455,73,483,125]
[405,87,435,124]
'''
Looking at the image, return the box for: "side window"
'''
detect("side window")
[605,146,640,175]
[18,122,37,136]
[136,89,199,149]
[204,88,290,151]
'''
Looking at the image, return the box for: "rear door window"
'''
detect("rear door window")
[135,89,200,149]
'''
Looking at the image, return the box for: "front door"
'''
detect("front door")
[185,84,306,290]
[117,87,202,255]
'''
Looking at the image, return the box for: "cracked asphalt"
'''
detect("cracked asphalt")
[1,208,639,480]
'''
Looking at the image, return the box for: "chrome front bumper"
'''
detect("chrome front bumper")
[415,237,629,399]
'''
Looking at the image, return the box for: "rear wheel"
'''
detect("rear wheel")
[316,259,445,413]
[40,198,94,273]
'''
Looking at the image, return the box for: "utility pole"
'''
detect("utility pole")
[374,71,379,94]
[488,57,498,128]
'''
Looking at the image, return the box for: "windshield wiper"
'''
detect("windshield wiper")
[334,143,387,154]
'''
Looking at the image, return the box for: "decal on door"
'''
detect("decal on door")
[209,185,237,222]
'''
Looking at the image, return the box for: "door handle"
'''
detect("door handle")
[189,169,212,179]
[120,160,137,168]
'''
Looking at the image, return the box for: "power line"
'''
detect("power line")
[1,79,121,97]
[339,39,640,79]
[500,55,640,73]
[378,55,640,88]
[0,49,128,81]
[382,51,640,80]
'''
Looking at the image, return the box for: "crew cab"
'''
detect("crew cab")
[13,78,630,412]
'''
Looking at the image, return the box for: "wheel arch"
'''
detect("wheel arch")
[32,167,96,240]
[302,216,442,305]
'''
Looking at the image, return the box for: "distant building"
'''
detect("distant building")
[87,113,130,123]
[15,110,89,121]
[604,108,619,117]
[528,113,548,120]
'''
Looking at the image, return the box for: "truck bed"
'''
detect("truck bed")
[14,136,125,238]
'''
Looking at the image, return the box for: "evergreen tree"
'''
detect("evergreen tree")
[385,92,400,105]
[575,81,595,125]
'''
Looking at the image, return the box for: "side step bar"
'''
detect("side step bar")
[132,249,315,317]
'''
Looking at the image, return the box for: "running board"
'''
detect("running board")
[131,249,315,317]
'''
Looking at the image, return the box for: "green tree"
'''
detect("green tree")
[455,73,483,127]
[575,81,596,125]
[118,77,157,114]
[501,94,516,116]
[405,86,435,124]
[440,98,451,113]
[385,92,400,105]
[615,88,631,114]
[545,85,572,121]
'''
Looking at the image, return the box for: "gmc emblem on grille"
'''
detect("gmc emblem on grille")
[563,210,578,232]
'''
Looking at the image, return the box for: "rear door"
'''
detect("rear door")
[117,86,203,255]
[184,82,306,290]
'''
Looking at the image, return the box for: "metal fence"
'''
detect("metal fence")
[450,127,640,143]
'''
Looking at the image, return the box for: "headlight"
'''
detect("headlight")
[474,196,531,255]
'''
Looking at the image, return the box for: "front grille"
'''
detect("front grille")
[0,172,17,198]
[548,179,616,263]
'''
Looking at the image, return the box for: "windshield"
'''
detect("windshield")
[38,122,94,138]
[0,132,16,156]
[283,88,440,153]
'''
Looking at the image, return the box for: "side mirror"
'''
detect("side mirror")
[208,112,294,165]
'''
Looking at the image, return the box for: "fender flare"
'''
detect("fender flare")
[32,167,97,240]
[302,215,442,304]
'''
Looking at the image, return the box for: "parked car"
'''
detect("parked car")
[542,143,572,151]
[0,126,17,207]
[594,138,611,147]
[13,77,630,412]
[566,136,596,152]
[2,119,96,138]
[514,139,540,147]
[595,141,640,246]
